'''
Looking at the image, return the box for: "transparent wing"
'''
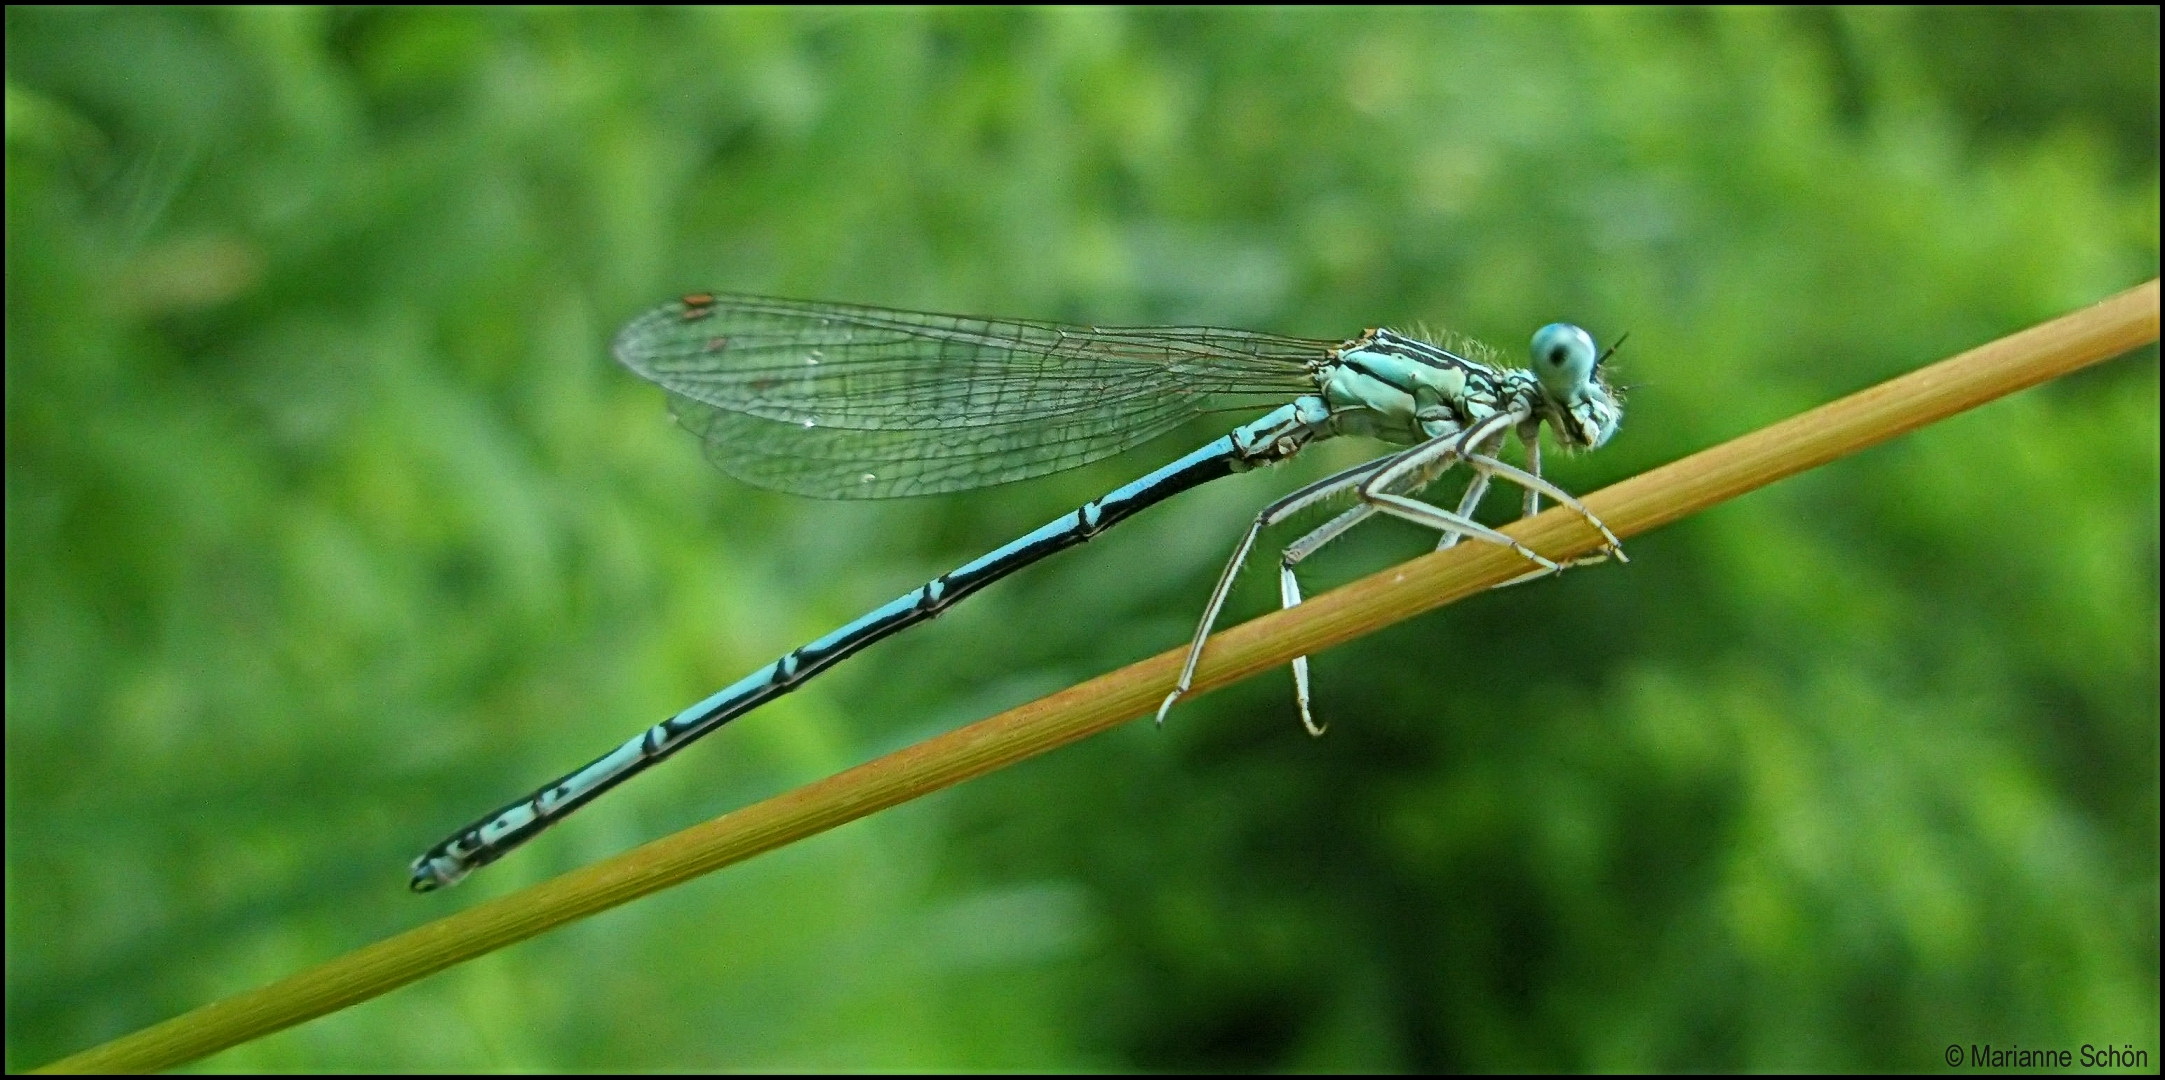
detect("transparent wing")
[611,293,1332,498]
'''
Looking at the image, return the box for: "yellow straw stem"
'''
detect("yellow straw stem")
[37,279,2159,1074]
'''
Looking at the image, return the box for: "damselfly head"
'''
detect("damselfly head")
[1528,322,1621,450]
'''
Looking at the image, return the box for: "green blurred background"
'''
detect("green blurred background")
[6,7,2157,1071]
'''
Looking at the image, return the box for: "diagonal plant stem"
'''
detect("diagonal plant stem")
[36,279,2160,1075]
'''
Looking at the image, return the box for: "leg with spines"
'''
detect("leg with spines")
[1277,443,1499,734]
[1155,458,1388,727]
[1352,414,1561,567]
[1159,412,1628,732]
[1160,422,1516,728]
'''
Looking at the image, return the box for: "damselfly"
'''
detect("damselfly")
[410,293,1626,891]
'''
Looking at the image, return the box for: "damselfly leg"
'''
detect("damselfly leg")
[1157,421,1527,731]
[1277,432,1508,735]
[1160,409,1627,735]
[1154,458,1391,730]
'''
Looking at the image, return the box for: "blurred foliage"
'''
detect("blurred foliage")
[5,6,2157,1072]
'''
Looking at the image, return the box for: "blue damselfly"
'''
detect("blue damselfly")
[410,293,1625,891]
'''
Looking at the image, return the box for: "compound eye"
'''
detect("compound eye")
[1530,323,1598,399]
